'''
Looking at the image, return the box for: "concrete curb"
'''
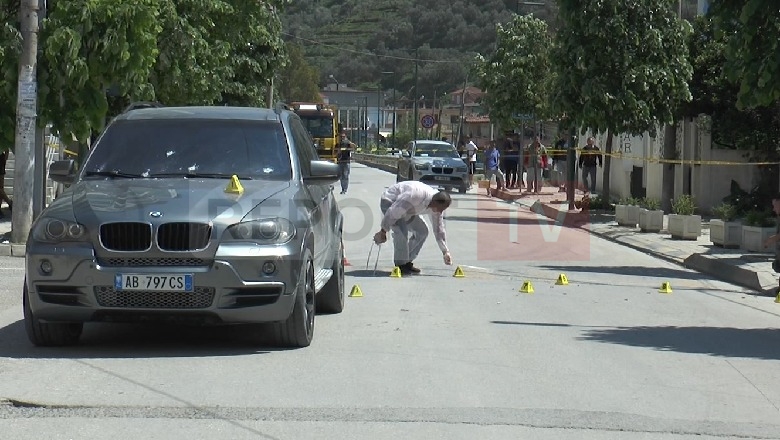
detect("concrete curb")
[531,202,770,294]
[0,243,26,257]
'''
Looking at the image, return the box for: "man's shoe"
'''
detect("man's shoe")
[405,262,421,274]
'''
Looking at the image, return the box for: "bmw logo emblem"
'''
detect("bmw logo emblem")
[149,211,163,218]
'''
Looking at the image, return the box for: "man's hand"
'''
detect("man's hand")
[443,252,452,265]
[373,230,387,245]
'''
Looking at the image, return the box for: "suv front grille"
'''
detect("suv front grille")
[157,222,211,251]
[100,223,152,251]
[94,286,215,309]
[431,167,453,174]
[98,257,210,267]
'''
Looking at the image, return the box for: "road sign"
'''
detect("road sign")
[421,114,435,129]
[512,113,534,121]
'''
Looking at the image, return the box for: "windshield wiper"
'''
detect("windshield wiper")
[147,172,253,180]
[84,170,145,179]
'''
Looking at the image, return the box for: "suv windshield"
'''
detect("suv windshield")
[413,143,460,158]
[82,119,292,180]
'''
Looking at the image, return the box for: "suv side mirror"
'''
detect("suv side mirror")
[305,160,340,184]
[49,160,77,184]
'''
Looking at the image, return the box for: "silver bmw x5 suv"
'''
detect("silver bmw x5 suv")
[24,104,345,348]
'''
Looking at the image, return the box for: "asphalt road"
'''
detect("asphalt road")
[2,163,780,439]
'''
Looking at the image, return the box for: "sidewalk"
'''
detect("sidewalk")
[482,185,777,295]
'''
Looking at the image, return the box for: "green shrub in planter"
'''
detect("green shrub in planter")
[745,210,776,227]
[640,197,661,210]
[672,195,696,215]
[711,203,737,222]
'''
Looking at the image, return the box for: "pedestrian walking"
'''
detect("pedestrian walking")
[0,149,12,219]
[372,181,453,275]
[483,141,505,197]
[336,132,355,194]
[578,137,602,194]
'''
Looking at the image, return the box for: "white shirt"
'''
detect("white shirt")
[466,141,477,162]
[380,181,449,254]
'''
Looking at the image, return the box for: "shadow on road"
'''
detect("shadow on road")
[538,264,704,281]
[579,325,780,360]
[0,318,312,359]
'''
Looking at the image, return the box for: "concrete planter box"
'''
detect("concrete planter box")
[710,219,741,248]
[638,209,664,233]
[615,204,639,227]
[668,214,701,240]
[741,225,774,252]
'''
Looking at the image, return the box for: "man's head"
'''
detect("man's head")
[586,137,595,146]
[429,191,452,213]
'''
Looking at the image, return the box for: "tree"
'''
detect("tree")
[0,0,22,151]
[278,42,321,103]
[554,0,693,203]
[709,0,780,109]
[474,14,552,130]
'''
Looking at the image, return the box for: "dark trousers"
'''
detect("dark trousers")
[503,159,518,187]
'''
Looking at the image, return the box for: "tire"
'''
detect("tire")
[272,260,315,348]
[23,282,83,347]
[317,240,345,314]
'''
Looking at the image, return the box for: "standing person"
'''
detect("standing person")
[552,134,568,193]
[578,136,603,193]
[483,141,505,197]
[372,181,453,275]
[336,131,354,194]
[764,194,780,291]
[502,132,519,189]
[0,149,12,219]
[525,135,547,194]
[464,136,478,189]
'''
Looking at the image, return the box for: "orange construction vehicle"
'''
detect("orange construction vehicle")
[291,102,342,162]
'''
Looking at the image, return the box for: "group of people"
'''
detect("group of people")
[461,133,604,196]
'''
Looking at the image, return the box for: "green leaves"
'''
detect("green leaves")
[710,0,780,109]
[474,15,552,128]
[554,0,693,136]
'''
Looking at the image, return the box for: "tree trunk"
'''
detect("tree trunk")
[602,130,613,203]
[661,123,677,213]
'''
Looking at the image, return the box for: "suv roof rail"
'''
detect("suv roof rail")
[122,101,164,113]
[274,101,290,114]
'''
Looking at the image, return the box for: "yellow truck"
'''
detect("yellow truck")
[291,102,341,162]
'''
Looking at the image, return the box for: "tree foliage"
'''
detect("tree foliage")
[475,14,552,129]
[709,0,780,109]
[554,0,693,136]
[0,0,22,151]
[278,42,322,103]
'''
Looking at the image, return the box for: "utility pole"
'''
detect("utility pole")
[12,0,40,244]
[413,48,419,141]
[32,0,47,221]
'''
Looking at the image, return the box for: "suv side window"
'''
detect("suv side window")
[290,117,315,176]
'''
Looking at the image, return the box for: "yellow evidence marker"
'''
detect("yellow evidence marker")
[659,281,672,294]
[453,266,465,278]
[520,281,534,294]
[556,274,569,285]
[349,285,363,298]
[390,266,402,278]
[225,174,244,195]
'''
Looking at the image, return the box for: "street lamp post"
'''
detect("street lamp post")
[413,48,419,141]
[329,74,339,91]
[382,71,396,147]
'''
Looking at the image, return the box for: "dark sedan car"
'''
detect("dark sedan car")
[24,105,345,348]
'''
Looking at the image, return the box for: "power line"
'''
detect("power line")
[280,31,463,64]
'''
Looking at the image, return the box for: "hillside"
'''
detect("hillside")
[280,0,701,105]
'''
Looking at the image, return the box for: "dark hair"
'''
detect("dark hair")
[431,191,452,209]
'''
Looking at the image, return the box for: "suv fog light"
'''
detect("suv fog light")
[40,260,53,274]
[262,261,276,275]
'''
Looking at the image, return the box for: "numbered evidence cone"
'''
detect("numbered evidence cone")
[774,292,780,303]
[556,273,569,285]
[224,174,244,195]
[453,266,465,278]
[519,281,534,294]
[349,285,363,298]
[659,281,673,294]
[390,266,402,278]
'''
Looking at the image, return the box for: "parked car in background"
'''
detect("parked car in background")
[24,104,345,348]
[395,140,469,193]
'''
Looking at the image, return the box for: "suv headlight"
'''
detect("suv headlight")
[32,218,88,243]
[456,166,467,173]
[225,218,296,244]
[414,163,428,170]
